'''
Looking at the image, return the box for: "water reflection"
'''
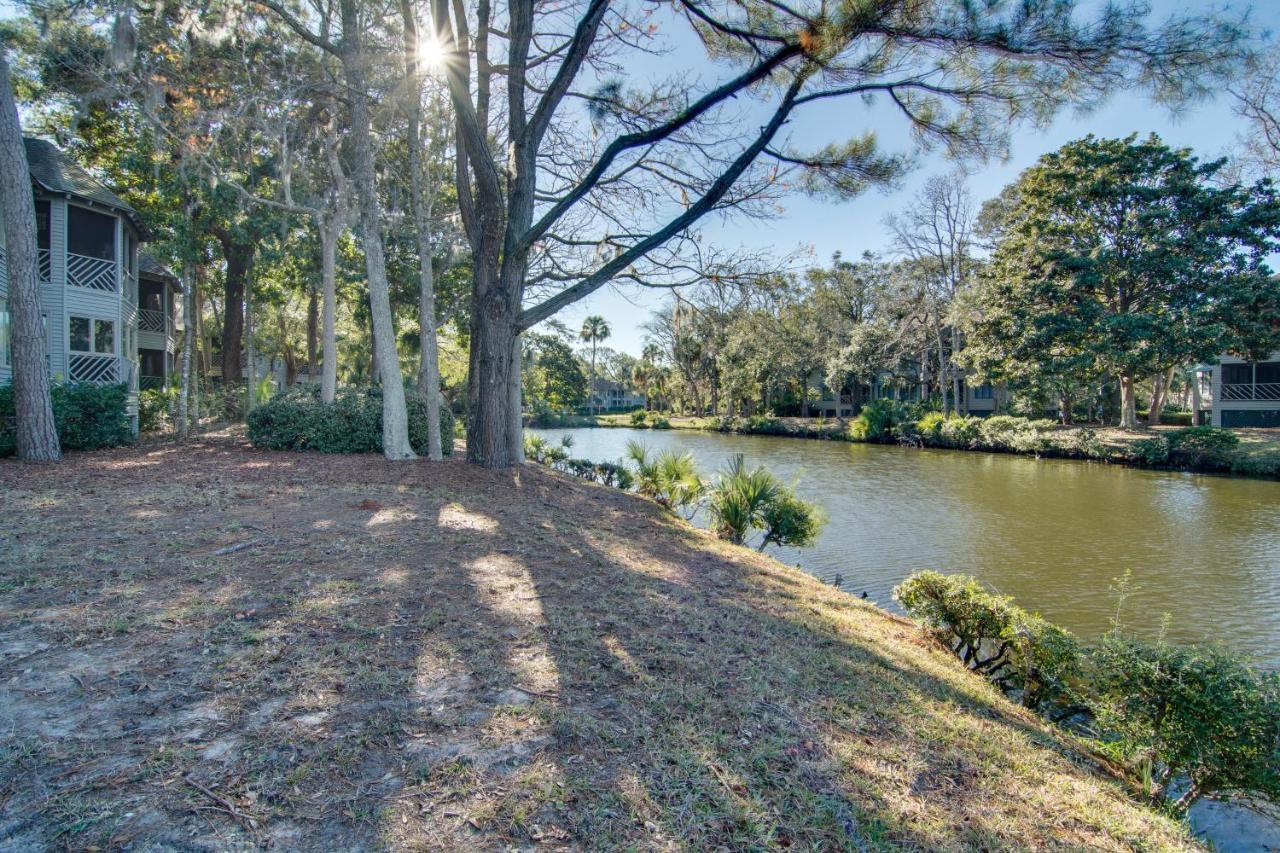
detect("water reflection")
[535,427,1280,667]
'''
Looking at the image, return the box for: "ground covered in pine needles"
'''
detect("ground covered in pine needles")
[1,429,1199,851]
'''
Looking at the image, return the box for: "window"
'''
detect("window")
[69,316,114,354]
[1222,363,1253,385]
[1257,362,1280,385]
[973,383,994,400]
[35,200,50,251]
[140,347,165,379]
[67,206,116,261]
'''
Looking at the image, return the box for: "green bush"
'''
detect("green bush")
[0,382,133,456]
[629,409,647,426]
[894,571,1082,715]
[1165,425,1238,470]
[1089,635,1280,810]
[247,385,454,456]
[625,440,704,517]
[1129,436,1170,465]
[848,399,899,442]
[897,570,1280,812]
[650,414,671,429]
[916,411,947,442]
[138,386,176,433]
[706,454,825,550]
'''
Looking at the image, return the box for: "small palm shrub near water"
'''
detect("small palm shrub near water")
[894,570,1280,813]
[707,454,824,550]
[625,439,705,517]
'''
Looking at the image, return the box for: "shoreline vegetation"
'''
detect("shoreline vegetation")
[564,409,1280,480]
[0,432,1218,849]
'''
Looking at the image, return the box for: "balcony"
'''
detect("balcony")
[1221,382,1280,402]
[138,308,166,333]
[66,251,118,291]
[68,352,123,385]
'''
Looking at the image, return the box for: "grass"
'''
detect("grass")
[0,428,1200,850]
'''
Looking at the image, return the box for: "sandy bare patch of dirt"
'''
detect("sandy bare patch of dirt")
[0,430,1198,850]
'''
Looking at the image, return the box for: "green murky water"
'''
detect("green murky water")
[535,427,1280,667]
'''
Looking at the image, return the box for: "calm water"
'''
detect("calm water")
[534,427,1280,667]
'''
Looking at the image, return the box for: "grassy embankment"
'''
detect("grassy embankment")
[0,431,1201,850]
[595,412,1280,478]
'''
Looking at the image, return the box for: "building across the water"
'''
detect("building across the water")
[1203,352,1280,428]
[0,138,179,425]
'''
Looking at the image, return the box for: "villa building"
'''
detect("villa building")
[0,138,179,423]
[1206,352,1280,428]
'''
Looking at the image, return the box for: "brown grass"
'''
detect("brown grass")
[0,429,1197,850]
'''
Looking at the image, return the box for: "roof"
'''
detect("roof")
[139,251,181,291]
[23,137,148,238]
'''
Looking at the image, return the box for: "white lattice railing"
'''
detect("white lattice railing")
[68,353,121,384]
[66,252,118,291]
[138,308,166,333]
[1221,382,1280,401]
[0,248,52,284]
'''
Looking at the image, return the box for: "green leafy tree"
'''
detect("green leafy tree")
[523,332,587,413]
[966,135,1280,428]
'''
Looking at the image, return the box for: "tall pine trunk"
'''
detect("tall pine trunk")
[340,0,414,459]
[0,48,59,461]
[401,0,443,460]
[319,211,340,403]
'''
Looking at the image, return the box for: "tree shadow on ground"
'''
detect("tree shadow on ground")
[0,432,1193,850]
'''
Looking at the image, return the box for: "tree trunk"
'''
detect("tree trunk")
[319,212,339,403]
[1059,392,1074,425]
[178,263,195,438]
[1148,365,1175,426]
[1118,374,1138,429]
[0,48,60,461]
[402,0,443,460]
[950,325,962,416]
[340,0,414,459]
[465,290,521,467]
[306,286,318,374]
[218,238,252,383]
[245,290,256,413]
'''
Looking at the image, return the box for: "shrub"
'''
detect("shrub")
[138,386,176,433]
[629,409,648,426]
[894,571,1082,714]
[848,399,899,442]
[939,415,982,449]
[247,386,454,455]
[625,440,704,516]
[0,382,133,456]
[1165,425,1238,470]
[1088,635,1280,811]
[708,454,779,545]
[562,457,635,489]
[650,414,671,429]
[1129,436,1171,466]
[707,454,824,550]
[916,411,947,442]
[759,489,825,551]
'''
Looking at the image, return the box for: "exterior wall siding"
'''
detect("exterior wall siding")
[1211,352,1280,428]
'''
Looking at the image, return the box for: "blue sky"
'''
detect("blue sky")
[552,0,1280,355]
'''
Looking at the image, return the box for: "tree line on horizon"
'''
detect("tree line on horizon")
[1,0,1276,462]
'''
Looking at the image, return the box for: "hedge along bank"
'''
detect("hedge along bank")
[247,384,455,456]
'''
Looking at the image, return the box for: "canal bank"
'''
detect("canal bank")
[585,412,1280,480]
[532,426,1280,669]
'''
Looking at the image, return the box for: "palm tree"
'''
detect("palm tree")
[580,315,611,413]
